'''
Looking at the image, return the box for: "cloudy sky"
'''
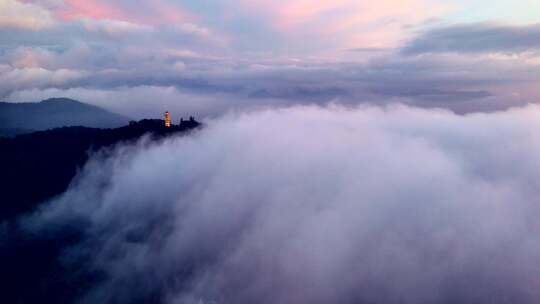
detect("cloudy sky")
[3,2,540,303]
[1,0,539,118]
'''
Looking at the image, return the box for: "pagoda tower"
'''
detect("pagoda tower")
[164,111,171,127]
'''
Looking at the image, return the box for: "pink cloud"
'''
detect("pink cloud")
[11,48,50,68]
[55,0,193,26]
[56,0,126,21]
[241,0,450,49]
[275,0,350,27]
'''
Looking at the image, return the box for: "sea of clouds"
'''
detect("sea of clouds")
[22,104,540,303]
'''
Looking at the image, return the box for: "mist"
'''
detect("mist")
[20,104,540,304]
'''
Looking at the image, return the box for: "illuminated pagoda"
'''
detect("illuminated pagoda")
[164,111,171,128]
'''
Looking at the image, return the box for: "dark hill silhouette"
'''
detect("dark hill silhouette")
[0,98,130,136]
[0,117,200,304]
[0,127,37,137]
[0,117,201,221]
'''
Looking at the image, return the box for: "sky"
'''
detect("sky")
[0,0,539,118]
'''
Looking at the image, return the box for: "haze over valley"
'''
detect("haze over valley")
[1,1,540,303]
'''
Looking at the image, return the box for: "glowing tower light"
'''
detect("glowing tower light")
[164,111,171,128]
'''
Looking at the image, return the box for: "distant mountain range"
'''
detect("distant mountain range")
[0,98,130,136]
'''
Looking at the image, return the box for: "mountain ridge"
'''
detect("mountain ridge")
[0,117,201,303]
[0,117,201,221]
[0,98,130,136]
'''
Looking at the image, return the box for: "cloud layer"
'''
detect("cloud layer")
[0,0,55,30]
[1,1,539,116]
[403,23,540,55]
[23,104,540,304]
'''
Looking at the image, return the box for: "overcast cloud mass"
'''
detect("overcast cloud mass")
[18,104,540,304]
[0,0,539,117]
[2,2,540,303]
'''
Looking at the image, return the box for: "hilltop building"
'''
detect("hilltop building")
[164,111,171,127]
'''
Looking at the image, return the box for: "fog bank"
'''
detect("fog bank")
[24,104,540,304]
